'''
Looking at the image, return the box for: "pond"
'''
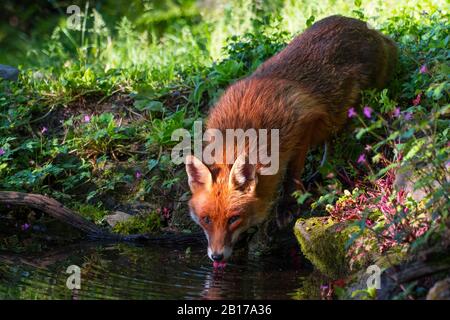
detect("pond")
[0,240,320,299]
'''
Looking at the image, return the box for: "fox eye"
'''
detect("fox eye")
[228,215,240,225]
[203,216,211,225]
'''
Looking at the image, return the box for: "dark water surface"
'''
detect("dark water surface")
[0,241,319,299]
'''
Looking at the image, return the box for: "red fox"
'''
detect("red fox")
[185,15,397,263]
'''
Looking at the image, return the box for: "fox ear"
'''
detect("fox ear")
[229,154,257,192]
[186,155,212,193]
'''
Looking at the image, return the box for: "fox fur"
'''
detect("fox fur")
[186,15,397,262]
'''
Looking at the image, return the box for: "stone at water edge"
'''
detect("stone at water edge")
[427,278,450,300]
[0,64,19,81]
[294,216,411,299]
[105,211,133,227]
[294,217,362,279]
[394,161,450,204]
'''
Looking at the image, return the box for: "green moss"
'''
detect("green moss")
[374,246,408,269]
[74,203,109,224]
[294,217,359,278]
[290,271,331,300]
[112,212,161,235]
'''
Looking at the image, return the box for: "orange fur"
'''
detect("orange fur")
[186,15,397,261]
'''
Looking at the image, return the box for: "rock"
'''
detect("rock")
[0,64,19,81]
[394,170,427,202]
[394,163,450,203]
[427,278,450,300]
[294,217,361,278]
[105,211,132,227]
[115,201,158,216]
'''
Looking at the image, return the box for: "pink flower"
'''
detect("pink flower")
[419,65,428,74]
[135,171,142,179]
[84,115,91,123]
[363,106,373,118]
[0,148,5,156]
[348,107,357,118]
[162,207,170,219]
[333,279,346,288]
[393,107,401,118]
[357,153,366,164]
[41,127,48,134]
[412,93,422,106]
[365,145,372,152]
[21,223,31,231]
[403,112,413,121]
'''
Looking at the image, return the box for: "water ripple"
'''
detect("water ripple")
[0,242,315,299]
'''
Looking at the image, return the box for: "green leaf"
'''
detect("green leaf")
[293,191,312,205]
[356,127,370,139]
[306,15,316,27]
[134,100,164,112]
[404,140,425,161]
[401,128,415,139]
[148,159,159,172]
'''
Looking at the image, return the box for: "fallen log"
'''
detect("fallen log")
[0,191,205,245]
[0,191,106,236]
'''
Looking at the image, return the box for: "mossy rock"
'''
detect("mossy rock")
[294,217,359,278]
[290,270,331,300]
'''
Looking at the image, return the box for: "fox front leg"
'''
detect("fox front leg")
[275,145,309,228]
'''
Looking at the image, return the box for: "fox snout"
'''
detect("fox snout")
[202,215,237,262]
[207,244,232,262]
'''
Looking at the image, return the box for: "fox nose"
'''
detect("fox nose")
[211,253,224,261]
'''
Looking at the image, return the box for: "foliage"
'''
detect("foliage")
[66,113,136,160]
[112,212,161,235]
[73,203,109,224]
[319,10,449,271]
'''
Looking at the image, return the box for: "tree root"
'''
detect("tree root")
[0,191,205,245]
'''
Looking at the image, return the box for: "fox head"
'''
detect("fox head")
[185,154,267,262]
